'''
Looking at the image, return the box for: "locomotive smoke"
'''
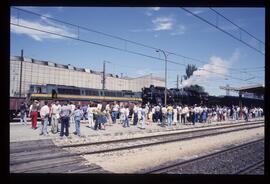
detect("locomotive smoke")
[182,49,240,87]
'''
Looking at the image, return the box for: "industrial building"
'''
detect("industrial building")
[10,56,165,97]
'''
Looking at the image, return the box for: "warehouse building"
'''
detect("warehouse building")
[10,56,165,97]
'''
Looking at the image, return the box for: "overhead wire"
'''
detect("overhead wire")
[209,8,265,45]
[10,8,263,86]
[11,7,264,77]
[181,7,265,55]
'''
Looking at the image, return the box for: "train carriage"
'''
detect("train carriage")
[28,84,142,105]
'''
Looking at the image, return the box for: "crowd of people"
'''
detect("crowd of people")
[19,100,264,138]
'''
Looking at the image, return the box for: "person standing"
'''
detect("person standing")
[105,103,113,126]
[181,105,188,125]
[20,102,27,125]
[72,105,83,136]
[141,105,147,129]
[173,105,178,126]
[59,101,71,138]
[119,105,125,124]
[133,103,139,126]
[51,100,61,134]
[111,101,119,124]
[167,104,173,127]
[123,105,130,128]
[161,105,167,127]
[201,108,207,126]
[28,100,39,129]
[94,103,103,130]
[151,106,156,122]
[138,105,146,129]
[87,103,95,128]
[69,101,76,124]
[39,101,50,136]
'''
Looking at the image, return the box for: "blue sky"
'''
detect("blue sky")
[10,7,265,96]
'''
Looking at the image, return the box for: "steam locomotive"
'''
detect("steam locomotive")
[141,85,208,106]
[142,85,263,107]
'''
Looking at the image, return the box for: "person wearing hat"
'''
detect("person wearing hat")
[28,100,40,129]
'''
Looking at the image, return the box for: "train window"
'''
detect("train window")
[58,88,80,95]
[37,87,41,93]
[52,89,57,98]
[85,90,99,96]
[116,92,122,97]
[104,91,117,97]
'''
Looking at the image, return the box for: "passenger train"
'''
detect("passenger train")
[28,84,142,103]
[9,84,263,121]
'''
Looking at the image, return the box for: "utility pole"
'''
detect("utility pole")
[19,49,23,97]
[156,49,168,106]
[226,84,230,96]
[102,60,110,96]
[177,75,179,89]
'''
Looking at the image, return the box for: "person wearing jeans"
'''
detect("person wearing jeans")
[20,102,27,125]
[111,102,119,124]
[39,101,50,136]
[123,106,130,128]
[167,105,173,127]
[73,105,83,136]
[60,102,71,138]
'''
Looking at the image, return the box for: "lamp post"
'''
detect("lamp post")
[102,60,111,97]
[156,49,168,106]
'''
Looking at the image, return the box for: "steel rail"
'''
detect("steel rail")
[10,123,264,165]
[142,138,264,174]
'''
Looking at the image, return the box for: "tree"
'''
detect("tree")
[184,64,197,80]
[183,64,206,93]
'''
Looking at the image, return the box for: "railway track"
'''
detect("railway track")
[234,160,264,174]
[10,121,264,166]
[140,138,264,174]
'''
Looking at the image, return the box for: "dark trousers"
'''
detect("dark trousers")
[133,113,138,125]
[60,117,69,137]
[94,115,101,130]
[181,114,186,124]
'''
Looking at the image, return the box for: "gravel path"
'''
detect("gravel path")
[154,139,264,174]
[82,127,264,173]
[61,122,263,155]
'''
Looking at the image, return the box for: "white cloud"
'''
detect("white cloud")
[10,16,76,41]
[130,15,186,36]
[182,49,240,87]
[152,16,174,31]
[145,11,153,16]
[135,68,163,76]
[40,13,52,21]
[145,7,160,16]
[185,8,205,16]
[150,7,160,11]
[170,25,186,35]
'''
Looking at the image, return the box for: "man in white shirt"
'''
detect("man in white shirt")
[112,101,119,124]
[181,105,189,125]
[39,101,50,136]
[69,102,76,124]
[50,101,61,134]
[123,106,130,127]
[87,103,95,128]
[161,106,167,127]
